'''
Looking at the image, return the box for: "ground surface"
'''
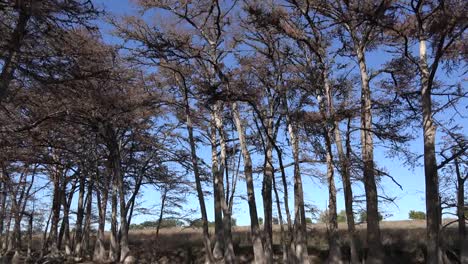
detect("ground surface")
[122,220,459,263]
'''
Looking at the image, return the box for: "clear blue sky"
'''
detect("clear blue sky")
[92,0,466,226]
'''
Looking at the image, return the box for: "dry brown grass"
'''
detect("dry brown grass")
[123,220,459,263]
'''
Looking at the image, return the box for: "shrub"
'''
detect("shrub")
[409,210,426,220]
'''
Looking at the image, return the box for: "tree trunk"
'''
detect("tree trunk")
[93,181,108,262]
[74,174,86,256]
[41,208,52,256]
[109,170,119,262]
[325,131,341,264]
[232,102,265,264]
[356,47,384,263]
[261,113,275,264]
[114,145,130,263]
[272,171,289,263]
[271,130,294,261]
[182,81,215,263]
[49,167,62,253]
[156,188,168,239]
[0,177,6,249]
[283,97,309,263]
[82,176,93,256]
[211,118,225,260]
[27,212,33,257]
[419,38,442,264]
[455,156,467,262]
[213,103,236,264]
[59,182,74,256]
[2,211,11,252]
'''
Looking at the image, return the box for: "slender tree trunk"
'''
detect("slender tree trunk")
[156,188,168,239]
[49,167,62,253]
[27,212,33,257]
[271,133,294,261]
[41,208,52,256]
[262,117,275,264]
[232,102,265,264]
[283,97,309,263]
[356,47,384,263]
[324,131,341,264]
[419,38,442,264]
[321,71,345,263]
[0,179,6,249]
[272,172,289,263]
[344,117,360,264]
[93,182,108,262]
[12,206,21,252]
[213,103,236,264]
[211,118,225,260]
[74,174,86,256]
[0,183,6,251]
[324,68,359,263]
[109,172,119,262]
[113,144,130,262]
[455,156,467,262]
[181,80,215,263]
[59,184,73,256]
[82,176,93,256]
[3,211,11,252]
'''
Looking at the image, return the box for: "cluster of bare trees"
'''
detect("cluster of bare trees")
[0,0,466,263]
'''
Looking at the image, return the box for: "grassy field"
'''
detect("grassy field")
[124,220,459,263]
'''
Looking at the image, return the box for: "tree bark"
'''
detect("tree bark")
[455,156,467,262]
[93,179,108,261]
[329,100,359,263]
[108,176,119,262]
[419,38,442,264]
[284,98,309,263]
[74,173,86,256]
[356,47,384,263]
[232,102,265,264]
[182,81,215,263]
[49,165,62,253]
[211,117,225,260]
[82,175,93,256]
[213,102,236,264]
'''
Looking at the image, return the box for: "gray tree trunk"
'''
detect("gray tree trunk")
[232,102,265,264]
[419,38,442,264]
[213,103,236,264]
[74,174,86,256]
[356,47,384,264]
[181,81,215,263]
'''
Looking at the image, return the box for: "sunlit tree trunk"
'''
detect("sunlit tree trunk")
[82,175,93,256]
[181,80,215,263]
[213,102,236,264]
[419,38,442,264]
[93,178,108,261]
[262,121,274,264]
[356,47,384,263]
[232,102,265,264]
[325,77,359,263]
[108,177,119,262]
[74,173,86,255]
[211,117,225,260]
[283,97,309,263]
